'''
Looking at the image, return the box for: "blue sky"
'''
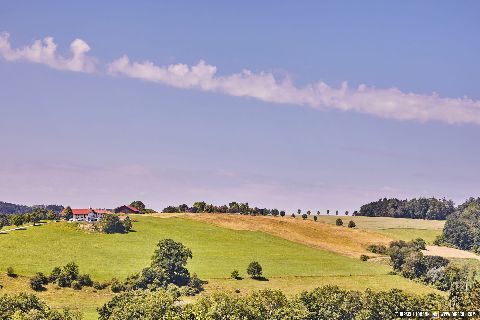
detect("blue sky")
[1,1,479,212]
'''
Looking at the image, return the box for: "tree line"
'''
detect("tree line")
[437,197,480,253]
[357,197,455,220]
[0,201,63,215]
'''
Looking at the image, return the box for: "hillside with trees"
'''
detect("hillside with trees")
[439,197,480,252]
[356,197,455,220]
[0,201,63,215]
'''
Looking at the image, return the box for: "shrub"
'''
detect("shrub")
[231,270,240,280]
[335,218,343,226]
[301,214,308,220]
[313,216,317,222]
[6,266,15,277]
[410,238,426,250]
[360,255,369,261]
[123,216,132,232]
[348,220,356,228]
[93,281,109,290]
[367,244,387,255]
[247,261,263,279]
[186,273,204,295]
[30,273,48,291]
[49,266,61,282]
[110,278,125,293]
[71,280,82,290]
[291,214,295,218]
[98,215,126,234]
[280,211,285,217]
[78,274,93,287]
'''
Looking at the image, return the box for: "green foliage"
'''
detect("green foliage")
[110,278,125,293]
[48,267,61,282]
[56,262,79,288]
[122,216,132,232]
[97,290,179,320]
[71,280,82,290]
[9,214,24,227]
[360,255,369,261]
[0,293,81,320]
[247,261,263,279]
[151,239,193,286]
[6,266,15,277]
[129,201,146,213]
[367,244,387,255]
[280,210,285,217]
[93,281,108,290]
[313,216,317,222]
[335,218,343,226]
[358,197,455,220]
[442,198,480,251]
[301,214,308,220]
[230,270,240,280]
[30,273,48,291]
[386,239,473,291]
[62,206,73,220]
[348,220,356,228]
[78,274,93,287]
[96,215,128,234]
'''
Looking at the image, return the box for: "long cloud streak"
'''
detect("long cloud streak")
[1,32,480,125]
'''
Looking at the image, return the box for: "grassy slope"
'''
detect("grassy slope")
[312,215,444,243]
[0,215,443,318]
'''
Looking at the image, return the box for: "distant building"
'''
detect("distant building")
[114,205,140,214]
[63,208,112,222]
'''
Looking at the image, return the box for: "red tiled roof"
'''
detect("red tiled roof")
[126,205,140,213]
[70,209,94,215]
[68,208,112,215]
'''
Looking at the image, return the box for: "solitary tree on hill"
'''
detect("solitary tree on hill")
[247,261,263,279]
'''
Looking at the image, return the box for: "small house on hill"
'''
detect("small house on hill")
[64,208,112,222]
[114,205,140,214]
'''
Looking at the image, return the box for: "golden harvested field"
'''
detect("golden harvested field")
[185,214,392,258]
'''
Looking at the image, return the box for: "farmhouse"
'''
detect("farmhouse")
[67,208,112,222]
[114,205,140,214]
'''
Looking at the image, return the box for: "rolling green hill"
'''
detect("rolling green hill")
[0,214,444,318]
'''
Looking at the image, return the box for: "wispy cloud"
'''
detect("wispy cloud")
[0,32,96,73]
[2,32,480,125]
[108,56,480,125]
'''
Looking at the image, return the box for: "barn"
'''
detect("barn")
[114,205,140,214]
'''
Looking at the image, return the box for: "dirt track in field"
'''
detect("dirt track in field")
[423,245,480,260]
[183,214,392,258]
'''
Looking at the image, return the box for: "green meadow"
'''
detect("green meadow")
[0,214,445,318]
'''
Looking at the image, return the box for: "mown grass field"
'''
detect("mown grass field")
[312,215,445,243]
[0,214,445,318]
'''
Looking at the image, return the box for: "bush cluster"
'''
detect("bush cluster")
[29,262,95,292]
[386,239,473,291]
[114,239,205,296]
[97,284,480,320]
[0,292,82,319]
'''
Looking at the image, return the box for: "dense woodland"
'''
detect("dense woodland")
[439,197,480,253]
[357,197,455,220]
[0,201,63,215]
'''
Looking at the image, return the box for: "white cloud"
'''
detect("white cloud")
[0,32,96,73]
[2,32,480,125]
[108,56,480,125]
